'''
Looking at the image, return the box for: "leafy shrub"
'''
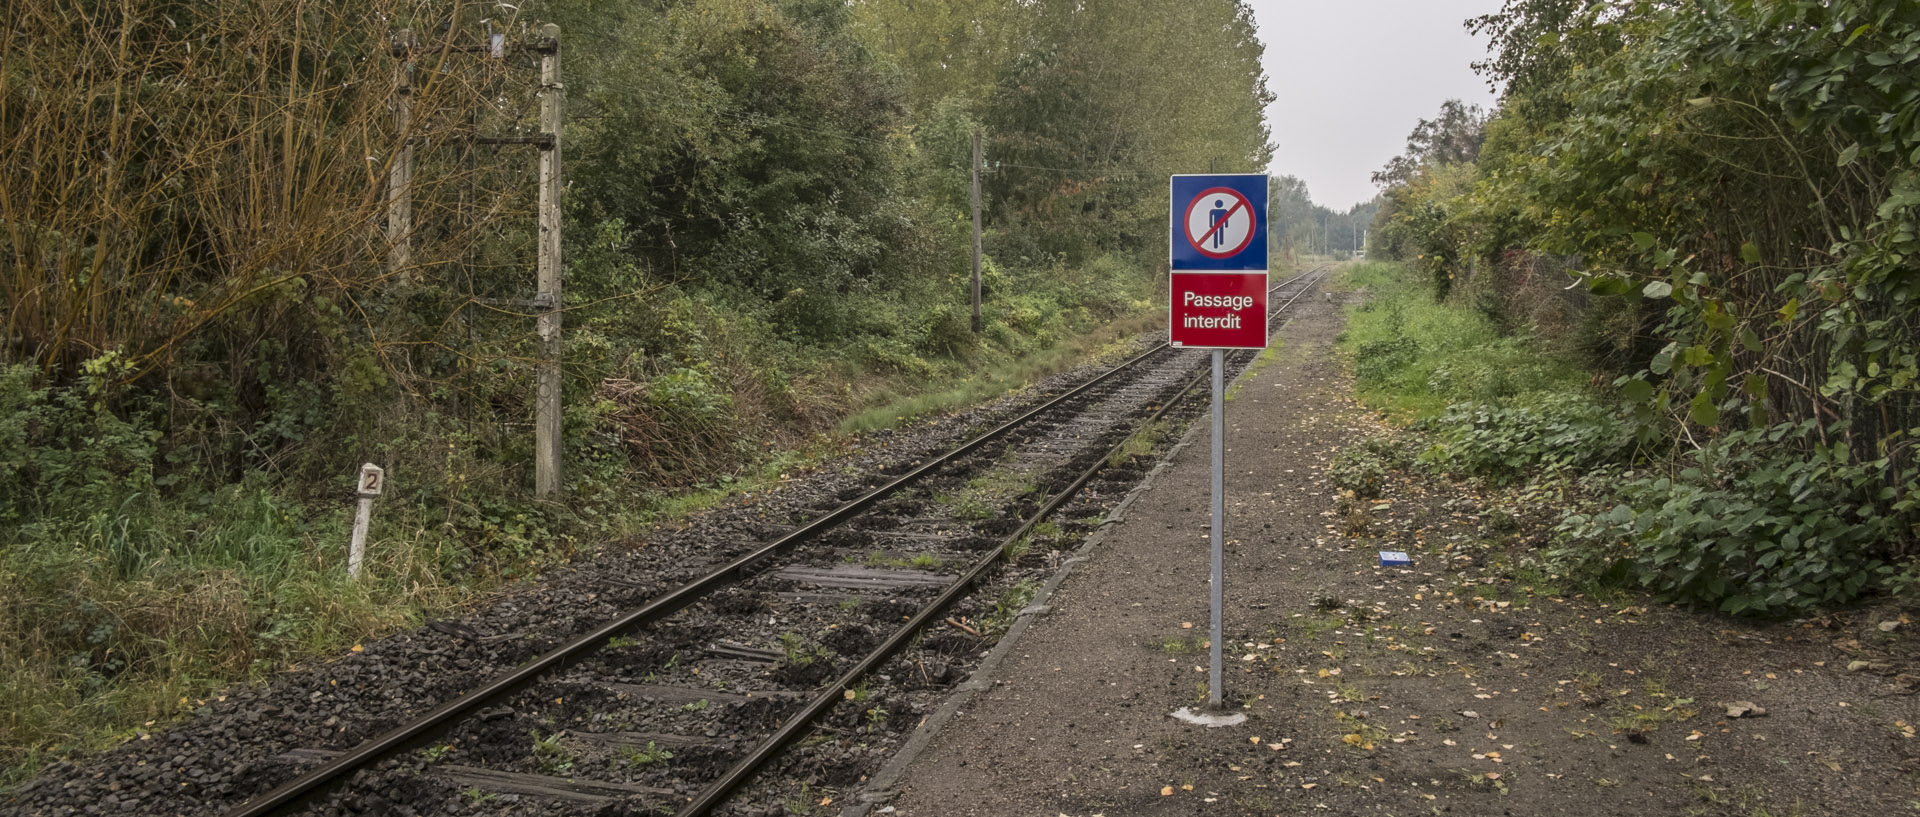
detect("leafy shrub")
[1327,447,1389,500]
[1353,336,1420,385]
[0,361,159,520]
[1555,423,1910,615]
[917,303,977,358]
[1419,397,1631,483]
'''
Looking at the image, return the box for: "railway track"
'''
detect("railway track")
[220,265,1333,817]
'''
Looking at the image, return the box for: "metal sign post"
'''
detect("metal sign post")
[1167,173,1268,720]
[1209,348,1225,709]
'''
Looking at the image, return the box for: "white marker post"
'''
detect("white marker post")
[348,463,384,580]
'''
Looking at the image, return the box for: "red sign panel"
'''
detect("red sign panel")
[1170,272,1268,349]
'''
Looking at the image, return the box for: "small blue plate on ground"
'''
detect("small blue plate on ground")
[1379,551,1411,566]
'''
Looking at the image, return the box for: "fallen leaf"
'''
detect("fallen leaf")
[1181,783,1194,791]
[1161,786,1174,796]
[1301,783,1317,790]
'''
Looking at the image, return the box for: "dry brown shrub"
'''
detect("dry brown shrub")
[1,0,536,383]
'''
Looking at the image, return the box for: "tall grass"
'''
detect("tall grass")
[1337,261,1588,418]
[0,478,478,785]
[839,255,1162,433]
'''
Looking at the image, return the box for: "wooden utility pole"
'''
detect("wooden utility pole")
[534,23,564,500]
[387,29,415,281]
[388,23,564,498]
[970,130,983,334]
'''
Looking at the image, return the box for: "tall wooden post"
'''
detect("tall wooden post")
[970,130,983,334]
[387,29,415,281]
[534,24,564,500]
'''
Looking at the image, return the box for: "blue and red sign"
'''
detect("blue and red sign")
[1170,174,1269,349]
[1170,174,1268,271]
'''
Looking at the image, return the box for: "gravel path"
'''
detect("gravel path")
[872,290,1920,817]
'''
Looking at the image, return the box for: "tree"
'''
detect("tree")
[1371,99,1489,188]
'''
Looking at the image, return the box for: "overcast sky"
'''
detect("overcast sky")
[1246,0,1505,210]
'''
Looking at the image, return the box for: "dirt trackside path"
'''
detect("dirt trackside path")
[872,292,1920,817]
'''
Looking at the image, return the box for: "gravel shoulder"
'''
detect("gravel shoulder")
[876,292,1920,817]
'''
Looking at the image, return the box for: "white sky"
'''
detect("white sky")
[1247,0,1505,210]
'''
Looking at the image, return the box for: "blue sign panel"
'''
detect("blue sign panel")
[1170,174,1268,271]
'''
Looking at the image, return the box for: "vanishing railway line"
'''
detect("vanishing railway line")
[215,265,1332,817]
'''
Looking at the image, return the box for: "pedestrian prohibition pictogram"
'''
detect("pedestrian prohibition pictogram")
[1183,187,1256,258]
[1170,174,1267,271]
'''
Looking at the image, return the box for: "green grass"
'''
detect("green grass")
[1108,419,1167,467]
[1225,343,1283,401]
[839,310,1161,434]
[980,579,1040,636]
[0,483,482,787]
[1158,636,1199,654]
[620,741,674,768]
[1336,261,1587,419]
[852,551,943,570]
[936,466,1037,522]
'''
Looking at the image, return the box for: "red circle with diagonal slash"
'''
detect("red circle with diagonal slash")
[1182,187,1257,259]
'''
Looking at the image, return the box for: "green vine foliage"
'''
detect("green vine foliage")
[1374,0,1920,613]
[1417,398,1633,485]
[1558,422,1898,615]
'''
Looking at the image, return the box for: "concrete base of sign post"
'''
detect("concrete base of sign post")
[1170,706,1247,728]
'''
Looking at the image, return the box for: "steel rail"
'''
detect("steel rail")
[225,263,1334,817]
[226,328,1169,817]
[1269,265,1331,309]
[672,264,1331,816]
[675,353,1211,817]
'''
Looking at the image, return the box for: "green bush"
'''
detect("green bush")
[1418,397,1632,483]
[1327,447,1389,499]
[0,361,159,521]
[1556,423,1910,615]
[1339,261,1590,417]
[1353,335,1420,386]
